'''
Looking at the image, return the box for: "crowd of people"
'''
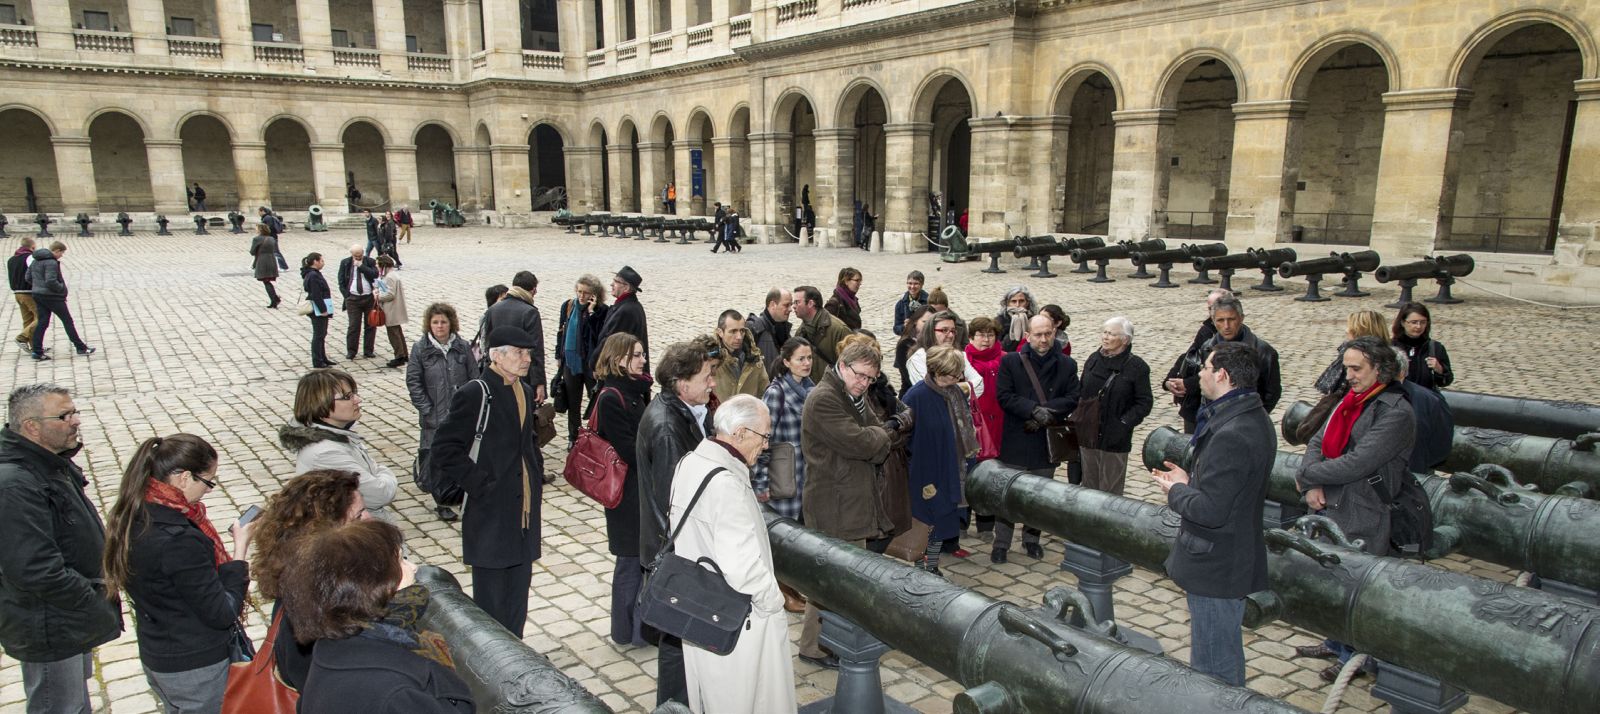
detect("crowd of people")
[0,220,1469,713]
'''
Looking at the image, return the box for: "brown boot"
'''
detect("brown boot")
[780,583,806,613]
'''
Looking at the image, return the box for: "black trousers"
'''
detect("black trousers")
[309,315,332,366]
[562,368,593,444]
[472,561,533,638]
[344,294,377,357]
[657,636,688,706]
[31,295,87,355]
[261,279,279,306]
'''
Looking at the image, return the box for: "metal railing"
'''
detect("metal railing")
[1438,215,1557,254]
[1287,212,1372,246]
[73,29,133,53]
[522,50,563,70]
[167,36,221,58]
[1155,210,1225,241]
[407,53,450,72]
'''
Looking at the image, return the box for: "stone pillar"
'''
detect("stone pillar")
[812,128,853,247]
[215,0,256,63]
[443,0,473,60]
[31,0,73,52]
[968,116,1033,242]
[372,0,409,72]
[481,0,520,69]
[1023,115,1070,236]
[710,136,740,213]
[680,140,704,215]
[1225,100,1306,247]
[125,0,167,55]
[607,143,635,212]
[298,0,336,68]
[144,139,190,215]
[881,122,932,253]
[1107,108,1175,242]
[309,143,350,214]
[385,144,420,211]
[1369,89,1472,260]
[1561,80,1600,266]
[748,131,791,243]
[490,143,532,215]
[233,141,273,209]
[51,137,98,215]
[564,145,601,213]
[452,146,489,211]
[637,141,665,213]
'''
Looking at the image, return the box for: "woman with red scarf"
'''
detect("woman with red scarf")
[102,434,254,713]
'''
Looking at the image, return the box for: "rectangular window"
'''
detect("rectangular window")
[251,23,274,41]
[82,10,111,31]
[406,35,419,53]
[331,29,349,47]
[169,16,195,36]
[0,5,18,25]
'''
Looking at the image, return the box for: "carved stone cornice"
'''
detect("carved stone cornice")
[736,0,1033,63]
[1231,100,1307,121]
[1011,114,1071,131]
[812,128,855,141]
[1381,88,1473,113]
[1111,108,1175,127]
[50,136,92,148]
[143,139,184,149]
[1574,78,1600,101]
[882,122,933,137]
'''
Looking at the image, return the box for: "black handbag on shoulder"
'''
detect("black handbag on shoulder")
[637,467,753,655]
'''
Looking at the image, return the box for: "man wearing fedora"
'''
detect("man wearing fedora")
[432,325,544,636]
[596,266,650,367]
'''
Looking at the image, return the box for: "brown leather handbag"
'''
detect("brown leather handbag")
[365,305,386,327]
[222,610,298,714]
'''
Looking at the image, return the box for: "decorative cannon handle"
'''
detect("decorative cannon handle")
[1040,586,1118,640]
[1447,472,1523,505]
[997,604,1078,659]
[1575,433,1600,452]
[1469,463,1538,492]
[1266,524,1344,566]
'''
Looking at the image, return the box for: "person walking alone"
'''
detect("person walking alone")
[251,223,282,309]
[27,241,96,360]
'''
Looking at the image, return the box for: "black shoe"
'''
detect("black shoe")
[347,353,357,360]
[30,352,49,361]
[75,346,96,356]
[268,302,280,309]
[1320,662,1367,684]
[989,548,1008,564]
[315,360,339,368]
[1024,543,1044,559]
[435,506,458,522]
[363,352,376,358]
[386,358,406,368]
[1295,643,1338,660]
[799,653,839,670]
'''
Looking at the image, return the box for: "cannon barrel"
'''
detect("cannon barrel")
[1012,236,1105,258]
[416,566,613,713]
[1142,426,1600,595]
[1181,242,1229,260]
[1440,390,1600,441]
[1337,249,1382,272]
[1277,252,1348,278]
[1250,247,1297,269]
[1375,254,1476,284]
[965,461,1600,714]
[1128,247,1190,266]
[1071,238,1163,263]
[1283,400,1600,496]
[1193,250,1260,271]
[971,240,1015,256]
[765,512,1306,714]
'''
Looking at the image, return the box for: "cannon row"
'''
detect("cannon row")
[965,461,1600,714]
[553,213,717,243]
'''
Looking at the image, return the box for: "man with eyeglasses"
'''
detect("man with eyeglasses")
[0,383,123,713]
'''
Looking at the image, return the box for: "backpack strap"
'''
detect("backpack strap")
[466,379,492,463]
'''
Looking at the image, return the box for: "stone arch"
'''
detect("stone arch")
[83,106,152,139]
[1155,48,1248,108]
[647,112,674,144]
[909,70,978,122]
[264,117,316,210]
[88,110,154,211]
[341,120,389,210]
[0,103,58,137]
[646,113,678,212]
[770,90,817,237]
[770,88,820,133]
[726,103,751,137]
[1450,9,1598,89]
[0,107,62,213]
[833,78,893,128]
[615,115,639,141]
[262,114,318,144]
[616,117,641,212]
[415,123,458,209]
[726,105,750,214]
[1049,63,1125,117]
[174,110,237,141]
[410,120,461,146]
[587,119,608,146]
[528,122,566,210]
[1285,32,1403,100]
[474,121,494,146]
[525,118,573,146]
[337,116,393,145]
[179,114,238,211]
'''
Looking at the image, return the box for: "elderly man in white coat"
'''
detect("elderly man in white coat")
[667,394,797,713]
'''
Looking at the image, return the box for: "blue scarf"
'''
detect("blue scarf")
[1191,387,1254,444]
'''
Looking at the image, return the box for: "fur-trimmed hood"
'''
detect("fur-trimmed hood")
[277,419,356,452]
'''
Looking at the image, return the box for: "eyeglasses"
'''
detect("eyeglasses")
[333,391,358,401]
[192,472,218,490]
[933,327,956,334]
[28,410,79,423]
[746,427,771,444]
[842,362,878,383]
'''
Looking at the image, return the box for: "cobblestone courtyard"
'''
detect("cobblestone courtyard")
[2,222,1595,713]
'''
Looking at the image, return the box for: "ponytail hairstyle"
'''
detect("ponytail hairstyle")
[102,434,219,599]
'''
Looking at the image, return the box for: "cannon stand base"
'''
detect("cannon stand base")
[1335,271,1371,298]
[1251,270,1284,292]
[1294,275,1331,302]
[1217,268,1235,293]
[1263,500,1307,530]
[1071,259,1094,274]
[1060,544,1162,655]
[982,253,1006,274]
[1150,263,1180,288]
[1128,264,1154,279]
[1371,659,1468,714]
[1385,278,1417,308]
[799,612,916,714]
[1426,277,1463,305]
[1188,268,1217,285]
[1088,259,1115,283]
[1031,256,1058,278]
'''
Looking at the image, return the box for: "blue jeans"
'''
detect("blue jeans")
[22,652,93,714]
[1187,593,1246,686]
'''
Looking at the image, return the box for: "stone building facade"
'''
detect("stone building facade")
[0,0,1595,301]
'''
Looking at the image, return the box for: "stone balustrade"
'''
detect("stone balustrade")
[618,42,637,61]
[586,49,605,67]
[407,53,450,72]
[729,15,752,39]
[167,37,222,58]
[73,30,134,53]
[648,34,672,54]
[0,25,37,48]
[252,42,303,63]
[776,0,818,24]
[333,48,381,68]
[687,25,713,47]
[522,50,564,70]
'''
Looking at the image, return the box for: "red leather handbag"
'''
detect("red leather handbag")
[971,402,999,461]
[366,305,387,327]
[222,610,298,714]
[563,387,628,508]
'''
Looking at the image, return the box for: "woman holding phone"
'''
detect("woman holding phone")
[102,434,254,713]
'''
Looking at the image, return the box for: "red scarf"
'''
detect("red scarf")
[144,479,229,566]
[1321,383,1386,459]
[832,284,859,312]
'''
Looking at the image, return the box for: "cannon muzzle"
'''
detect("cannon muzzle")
[1277,252,1346,278]
[766,512,1307,713]
[1440,390,1600,441]
[1375,254,1476,283]
[1193,251,1260,272]
[966,461,1600,714]
[1128,247,1190,266]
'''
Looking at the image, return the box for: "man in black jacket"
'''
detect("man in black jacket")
[993,314,1079,563]
[479,271,546,401]
[1167,295,1281,430]
[432,326,543,638]
[337,243,379,360]
[596,266,649,367]
[745,287,792,375]
[634,339,717,707]
[0,383,124,712]
[1162,288,1230,432]
[1151,342,1275,687]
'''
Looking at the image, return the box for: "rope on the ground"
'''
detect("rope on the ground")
[1321,653,1370,713]
[1457,278,1600,310]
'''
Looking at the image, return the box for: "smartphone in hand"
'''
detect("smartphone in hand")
[237,505,263,528]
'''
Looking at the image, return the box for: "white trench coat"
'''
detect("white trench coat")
[668,439,798,714]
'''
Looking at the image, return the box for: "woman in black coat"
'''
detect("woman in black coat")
[102,434,253,713]
[303,252,336,368]
[407,302,479,521]
[1075,317,1153,495]
[283,520,473,714]
[1392,302,1454,391]
[591,332,652,646]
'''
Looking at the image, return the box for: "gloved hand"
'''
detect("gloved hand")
[1023,420,1041,433]
[1031,406,1054,425]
